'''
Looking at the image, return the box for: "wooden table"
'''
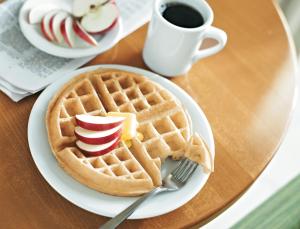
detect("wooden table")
[0,0,297,228]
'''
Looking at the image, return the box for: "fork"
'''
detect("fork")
[100,158,198,229]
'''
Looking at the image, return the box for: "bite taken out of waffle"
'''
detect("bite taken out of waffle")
[46,68,213,197]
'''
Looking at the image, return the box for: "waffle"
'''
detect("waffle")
[46,68,191,196]
[185,133,214,173]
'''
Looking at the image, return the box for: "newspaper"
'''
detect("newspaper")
[0,0,153,102]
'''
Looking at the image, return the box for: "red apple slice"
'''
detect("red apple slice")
[75,114,125,131]
[72,0,108,17]
[76,137,120,156]
[74,124,122,145]
[60,16,76,47]
[80,3,118,34]
[28,4,58,24]
[49,11,69,43]
[41,10,59,41]
[49,15,57,42]
[72,20,98,46]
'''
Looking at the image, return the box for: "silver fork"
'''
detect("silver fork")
[100,158,198,229]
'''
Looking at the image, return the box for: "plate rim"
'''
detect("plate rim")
[28,64,215,219]
[19,0,123,58]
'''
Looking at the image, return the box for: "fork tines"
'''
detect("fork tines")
[171,158,198,183]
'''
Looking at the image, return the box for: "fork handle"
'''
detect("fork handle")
[100,187,166,229]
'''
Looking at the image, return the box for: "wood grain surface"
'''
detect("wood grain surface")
[0,0,297,228]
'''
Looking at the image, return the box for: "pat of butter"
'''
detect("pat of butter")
[107,112,137,141]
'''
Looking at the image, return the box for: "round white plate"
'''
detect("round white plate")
[28,65,215,219]
[19,0,122,58]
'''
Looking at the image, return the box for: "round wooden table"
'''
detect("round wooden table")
[0,0,297,228]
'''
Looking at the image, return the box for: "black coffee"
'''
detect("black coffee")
[162,3,204,28]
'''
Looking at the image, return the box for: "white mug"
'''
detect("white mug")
[143,0,227,77]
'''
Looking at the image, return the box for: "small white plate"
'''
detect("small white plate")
[28,65,215,219]
[19,0,122,58]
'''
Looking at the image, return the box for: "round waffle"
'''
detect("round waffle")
[46,68,191,196]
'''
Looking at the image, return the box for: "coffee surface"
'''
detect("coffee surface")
[162,3,204,28]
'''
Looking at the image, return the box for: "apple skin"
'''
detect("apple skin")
[49,16,57,42]
[75,127,122,145]
[72,20,98,46]
[75,115,124,131]
[87,17,118,35]
[60,17,74,47]
[41,10,59,42]
[76,118,123,131]
[80,2,119,34]
[76,137,121,156]
[41,21,52,41]
[60,19,69,46]
[50,11,69,43]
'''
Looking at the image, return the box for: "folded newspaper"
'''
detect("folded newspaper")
[0,0,153,102]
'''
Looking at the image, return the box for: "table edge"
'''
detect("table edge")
[191,1,299,227]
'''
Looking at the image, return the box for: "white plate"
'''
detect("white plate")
[19,0,122,58]
[28,65,215,219]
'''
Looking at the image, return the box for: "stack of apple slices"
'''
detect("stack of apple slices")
[75,114,125,156]
[28,0,119,48]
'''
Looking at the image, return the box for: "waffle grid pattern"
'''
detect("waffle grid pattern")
[137,113,188,160]
[95,72,174,114]
[59,79,105,138]
[47,69,191,196]
[70,143,149,180]
[92,72,190,160]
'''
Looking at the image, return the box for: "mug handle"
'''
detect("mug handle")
[192,26,227,63]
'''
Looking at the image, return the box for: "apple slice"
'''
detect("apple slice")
[76,137,120,156]
[74,124,122,145]
[72,20,98,46]
[28,4,58,24]
[75,114,125,131]
[80,3,118,34]
[72,0,109,17]
[41,10,59,41]
[49,11,69,43]
[60,16,76,47]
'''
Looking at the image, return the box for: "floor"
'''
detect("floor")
[203,1,300,228]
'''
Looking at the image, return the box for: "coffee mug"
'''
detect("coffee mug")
[143,0,227,77]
